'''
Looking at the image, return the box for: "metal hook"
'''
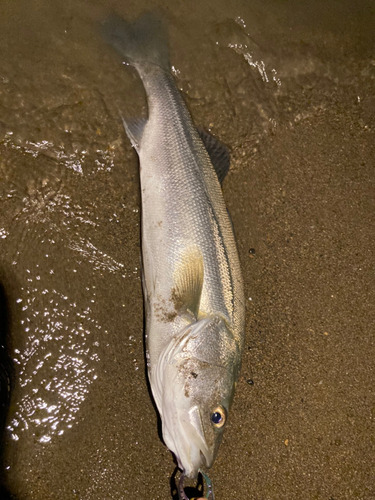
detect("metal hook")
[178,473,189,500]
[199,469,215,500]
[177,470,215,500]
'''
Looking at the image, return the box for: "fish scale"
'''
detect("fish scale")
[140,72,239,317]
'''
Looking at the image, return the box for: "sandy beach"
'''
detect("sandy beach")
[0,1,374,498]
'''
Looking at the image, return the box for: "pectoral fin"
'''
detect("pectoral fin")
[122,116,147,153]
[172,248,204,319]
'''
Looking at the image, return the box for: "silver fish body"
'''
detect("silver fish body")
[103,14,245,479]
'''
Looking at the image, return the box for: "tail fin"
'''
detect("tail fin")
[102,12,169,71]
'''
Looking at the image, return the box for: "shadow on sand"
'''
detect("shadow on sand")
[0,280,17,499]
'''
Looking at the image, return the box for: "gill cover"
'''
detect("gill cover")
[156,315,241,478]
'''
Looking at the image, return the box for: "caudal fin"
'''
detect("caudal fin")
[102,12,169,71]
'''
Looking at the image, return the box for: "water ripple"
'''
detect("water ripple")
[8,282,101,444]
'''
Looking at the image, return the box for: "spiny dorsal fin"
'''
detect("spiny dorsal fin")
[198,128,230,184]
[172,247,204,319]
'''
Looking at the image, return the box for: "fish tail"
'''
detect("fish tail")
[102,12,169,71]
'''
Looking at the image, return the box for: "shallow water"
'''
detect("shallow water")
[0,0,374,499]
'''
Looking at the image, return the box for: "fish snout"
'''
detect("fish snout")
[200,448,214,469]
[182,447,215,479]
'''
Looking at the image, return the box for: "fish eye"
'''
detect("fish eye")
[211,405,227,428]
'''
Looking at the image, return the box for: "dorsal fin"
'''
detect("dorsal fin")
[198,128,230,184]
[172,247,204,319]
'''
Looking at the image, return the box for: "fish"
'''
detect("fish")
[102,13,245,480]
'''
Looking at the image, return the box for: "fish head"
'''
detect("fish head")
[159,316,241,479]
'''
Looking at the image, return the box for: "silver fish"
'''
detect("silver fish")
[103,13,245,479]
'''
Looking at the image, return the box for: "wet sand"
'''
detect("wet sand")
[0,0,374,499]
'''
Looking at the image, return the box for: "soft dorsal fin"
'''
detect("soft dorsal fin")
[122,116,147,153]
[198,128,230,184]
[172,247,204,319]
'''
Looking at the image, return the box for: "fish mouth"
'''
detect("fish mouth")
[200,447,215,470]
[175,439,212,479]
[200,450,207,467]
[162,416,211,479]
[176,406,215,479]
[180,449,213,479]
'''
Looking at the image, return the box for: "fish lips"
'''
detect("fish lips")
[163,404,217,479]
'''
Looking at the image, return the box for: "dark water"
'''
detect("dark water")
[0,0,374,499]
